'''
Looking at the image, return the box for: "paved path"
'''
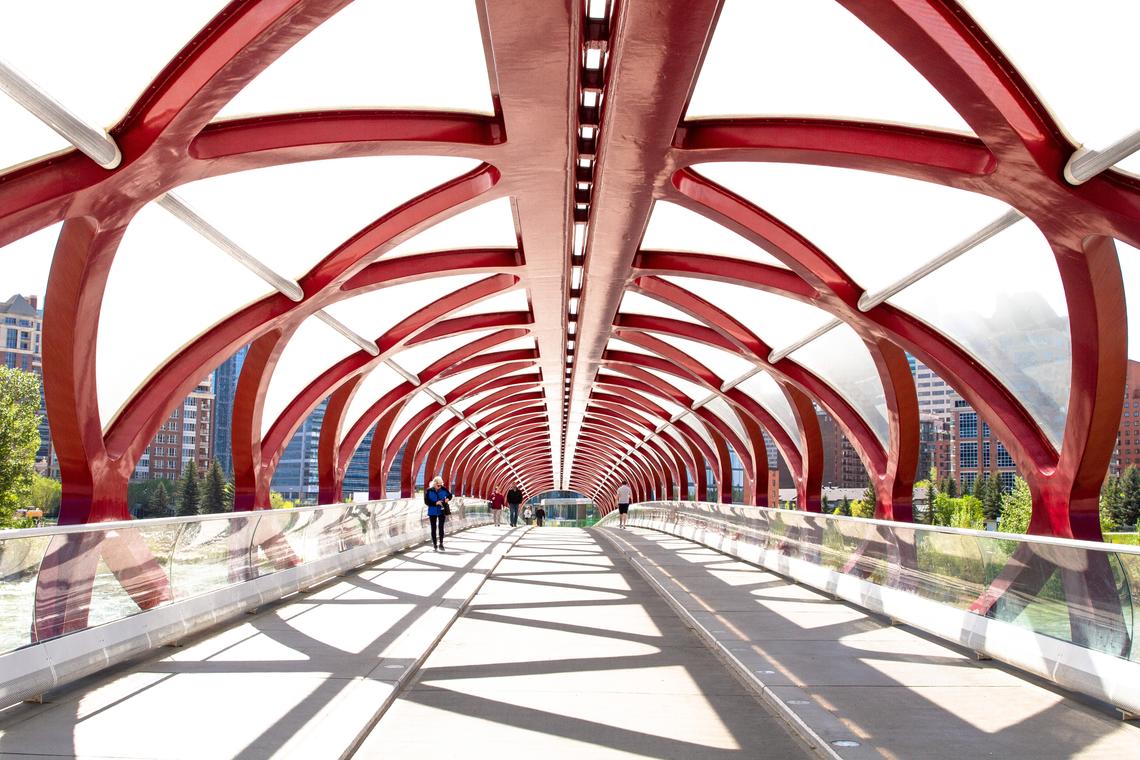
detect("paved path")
[0,525,524,760]
[354,527,810,759]
[599,526,1140,760]
[6,524,1123,760]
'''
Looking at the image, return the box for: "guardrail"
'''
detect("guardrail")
[0,497,489,706]
[599,502,1140,717]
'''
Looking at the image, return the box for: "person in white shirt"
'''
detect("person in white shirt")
[615,482,633,528]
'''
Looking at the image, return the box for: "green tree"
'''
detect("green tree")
[176,460,201,516]
[998,476,1033,534]
[950,495,985,529]
[201,461,227,514]
[837,495,851,517]
[971,472,986,499]
[982,474,1004,522]
[0,367,43,526]
[1099,486,1118,535]
[849,498,875,519]
[1102,475,1125,527]
[269,491,295,510]
[924,470,939,525]
[29,474,62,518]
[1121,466,1140,528]
[943,476,958,498]
[138,481,171,519]
[820,493,831,514]
[862,473,877,515]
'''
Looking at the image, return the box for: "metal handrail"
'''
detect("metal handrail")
[615,500,1140,557]
[0,495,485,540]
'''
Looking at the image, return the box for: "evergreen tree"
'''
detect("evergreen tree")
[177,460,201,517]
[0,367,43,526]
[1102,475,1125,528]
[972,472,987,499]
[838,495,851,517]
[1122,466,1140,528]
[139,481,171,519]
[201,460,227,514]
[944,476,958,498]
[862,473,877,515]
[820,493,831,513]
[998,477,1032,534]
[924,471,939,525]
[982,474,1003,522]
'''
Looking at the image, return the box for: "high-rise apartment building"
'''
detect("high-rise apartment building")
[1112,359,1140,474]
[952,398,1018,492]
[911,356,962,420]
[271,398,325,503]
[817,406,867,488]
[211,345,248,476]
[133,375,215,481]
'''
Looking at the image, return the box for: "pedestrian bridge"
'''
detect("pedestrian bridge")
[1,500,1138,759]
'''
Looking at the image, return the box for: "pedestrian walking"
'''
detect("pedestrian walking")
[425,476,452,551]
[535,503,546,527]
[616,481,632,529]
[506,485,523,527]
[490,489,505,526]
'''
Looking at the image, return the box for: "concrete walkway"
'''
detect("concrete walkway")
[0,525,524,760]
[5,524,1122,759]
[599,526,1140,760]
[354,527,811,759]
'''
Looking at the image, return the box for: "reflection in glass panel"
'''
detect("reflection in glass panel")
[0,534,52,653]
[788,323,889,447]
[219,0,494,117]
[384,197,517,259]
[171,516,255,598]
[343,363,404,435]
[261,316,359,436]
[176,156,480,280]
[641,201,787,268]
[99,204,271,428]
[661,275,833,351]
[734,370,801,448]
[695,162,1010,295]
[889,220,1070,447]
[687,0,970,132]
[958,0,1140,176]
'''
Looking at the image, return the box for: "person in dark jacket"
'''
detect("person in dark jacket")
[506,486,523,527]
[425,476,452,551]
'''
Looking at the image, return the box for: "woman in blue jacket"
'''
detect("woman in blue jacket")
[425,476,452,552]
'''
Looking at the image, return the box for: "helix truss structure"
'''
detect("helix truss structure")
[1,0,1138,541]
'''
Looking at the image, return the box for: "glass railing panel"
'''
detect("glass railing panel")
[613,502,1140,664]
[250,509,314,575]
[170,515,257,598]
[0,534,51,653]
[0,497,488,654]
